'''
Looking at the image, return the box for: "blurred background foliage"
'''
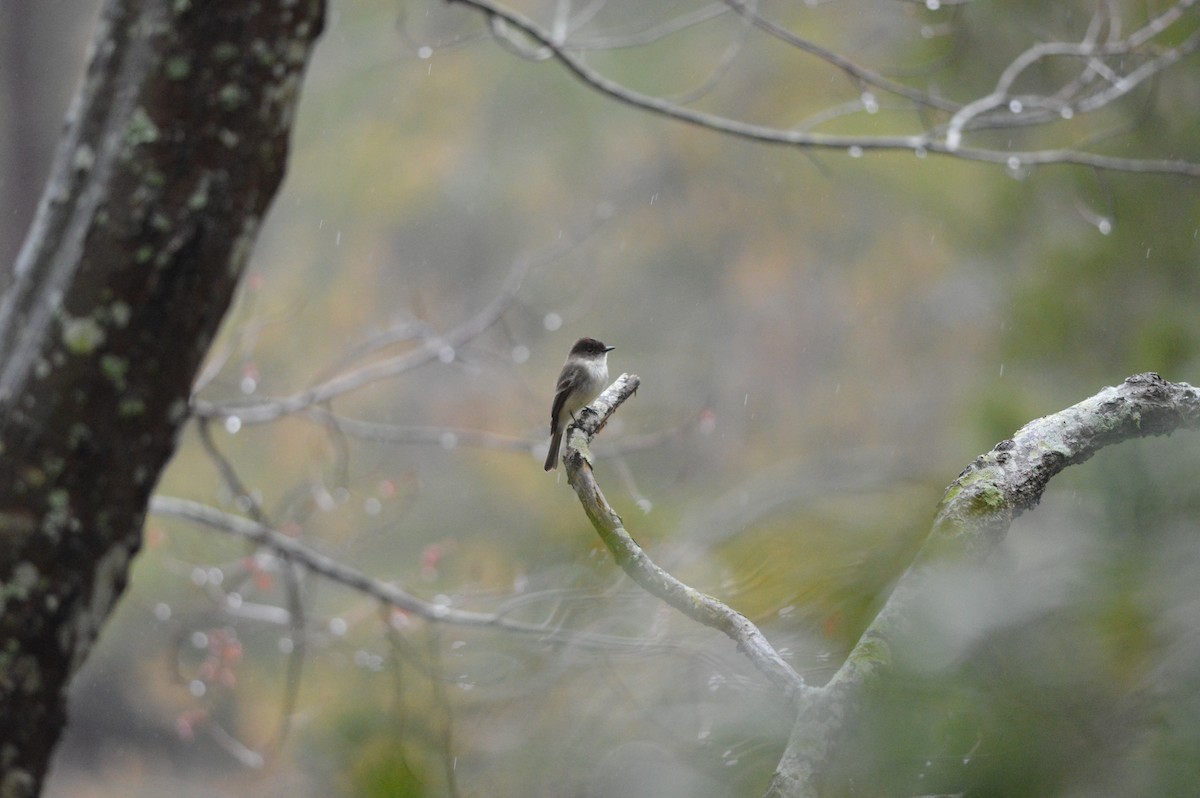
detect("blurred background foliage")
[3,0,1199,795]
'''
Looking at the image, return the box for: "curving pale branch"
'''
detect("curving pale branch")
[447,0,1200,176]
[561,373,812,703]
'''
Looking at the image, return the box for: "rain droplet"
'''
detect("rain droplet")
[278,636,294,654]
[925,0,940,8]
[511,345,530,364]
[191,631,209,649]
[1008,99,1023,113]
[154,602,172,621]
[848,145,864,158]
[189,680,207,697]
[860,92,878,114]
[1097,218,1112,235]
[440,432,458,450]
[329,617,348,636]
[543,312,563,331]
[224,415,242,435]
[914,146,927,159]
[438,345,455,363]
[364,497,382,516]
[226,592,243,609]
[417,46,433,60]
[240,375,257,394]
[1059,106,1074,119]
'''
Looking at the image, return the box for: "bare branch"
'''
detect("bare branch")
[720,0,962,113]
[193,204,616,425]
[945,1,1200,150]
[562,374,811,704]
[294,404,704,463]
[149,495,681,656]
[191,255,528,424]
[448,0,1200,176]
[765,373,1200,797]
[568,3,731,50]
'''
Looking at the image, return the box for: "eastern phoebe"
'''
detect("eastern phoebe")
[544,337,614,471]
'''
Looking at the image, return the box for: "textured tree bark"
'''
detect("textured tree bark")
[0,2,325,794]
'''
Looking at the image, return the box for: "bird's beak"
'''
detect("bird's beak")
[604,345,615,352]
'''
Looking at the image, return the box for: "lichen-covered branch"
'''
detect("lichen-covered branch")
[0,2,326,793]
[764,373,1200,797]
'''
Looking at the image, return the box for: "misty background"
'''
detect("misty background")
[3,1,1200,796]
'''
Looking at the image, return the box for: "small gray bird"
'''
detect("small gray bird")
[544,337,614,471]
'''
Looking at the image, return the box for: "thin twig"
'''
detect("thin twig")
[192,257,528,424]
[296,404,702,461]
[194,417,309,758]
[194,205,615,425]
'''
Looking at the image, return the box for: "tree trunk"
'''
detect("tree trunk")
[0,2,325,794]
